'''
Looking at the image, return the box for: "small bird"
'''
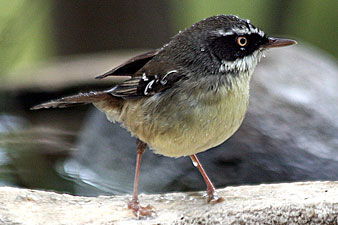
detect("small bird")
[32,15,296,217]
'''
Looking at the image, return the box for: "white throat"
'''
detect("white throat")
[219,49,265,75]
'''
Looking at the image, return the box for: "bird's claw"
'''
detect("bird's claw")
[128,200,156,218]
[207,193,224,204]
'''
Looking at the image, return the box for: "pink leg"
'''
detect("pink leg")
[190,154,224,204]
[128,139,156,218]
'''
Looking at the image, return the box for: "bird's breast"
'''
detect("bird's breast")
[120,74,251,157]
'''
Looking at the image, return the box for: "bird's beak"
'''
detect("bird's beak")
[262,37,297,48]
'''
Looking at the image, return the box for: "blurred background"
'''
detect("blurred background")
[1,0,337,75]
[0,0,337,196]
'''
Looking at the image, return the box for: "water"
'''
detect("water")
[0,114,27,186]
[0,111,139,197]
[57,158,129,195]
[0,113,81,194]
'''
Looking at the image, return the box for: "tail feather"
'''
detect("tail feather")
[30,91,115,110]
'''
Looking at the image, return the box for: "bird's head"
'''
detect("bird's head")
[168,15,296,76]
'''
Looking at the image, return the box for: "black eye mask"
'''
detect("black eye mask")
[209,33,269,62]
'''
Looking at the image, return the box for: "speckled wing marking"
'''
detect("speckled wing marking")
[109,61,185,99]
[94,49,185,98]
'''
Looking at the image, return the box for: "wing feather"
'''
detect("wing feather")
[30,91,116,110]
[95,50,159,79]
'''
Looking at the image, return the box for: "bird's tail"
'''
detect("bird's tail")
[30,91,116,110]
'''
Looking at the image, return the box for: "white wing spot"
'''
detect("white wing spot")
[160,70,178,85]
[142,72,149,81]
[144,80,155,95]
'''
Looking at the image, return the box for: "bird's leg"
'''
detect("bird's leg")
[190,154,224,204]
[128,139,156,218]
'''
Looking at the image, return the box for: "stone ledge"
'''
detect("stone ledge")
[0,181,337,225]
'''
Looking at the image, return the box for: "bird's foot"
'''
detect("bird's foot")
[128,200,156,219]
[207,192,224,204]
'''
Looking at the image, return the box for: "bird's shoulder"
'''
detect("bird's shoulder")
[99,50,186,99]
[112,60,185,99]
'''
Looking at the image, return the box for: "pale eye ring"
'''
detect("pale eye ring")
[237,36,248,47]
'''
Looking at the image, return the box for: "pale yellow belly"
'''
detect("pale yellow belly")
[118,82,250,157]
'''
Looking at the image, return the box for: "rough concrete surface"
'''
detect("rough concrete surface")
[0,181,337,225]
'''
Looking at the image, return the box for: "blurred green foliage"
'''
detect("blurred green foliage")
[286,0,338,56]
[0,0,336,77]
[0,0,51,77]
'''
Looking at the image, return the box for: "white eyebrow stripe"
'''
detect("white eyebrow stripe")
[231,26,265,37]
[215,26,265,37]
[216,29,234,36]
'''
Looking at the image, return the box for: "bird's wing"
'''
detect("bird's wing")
[30,49,180,109]
[95,50,160,79]
[108,61,185,99]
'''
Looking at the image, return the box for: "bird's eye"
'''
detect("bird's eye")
[237,36,248,47]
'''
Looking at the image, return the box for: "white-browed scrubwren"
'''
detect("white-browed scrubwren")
[32,15,296,218]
